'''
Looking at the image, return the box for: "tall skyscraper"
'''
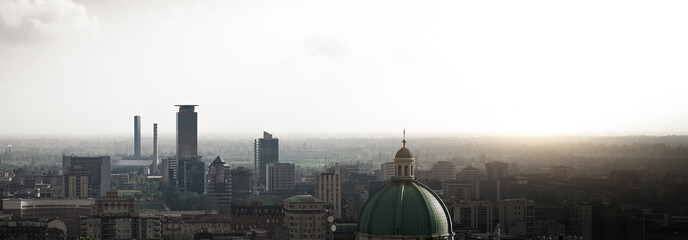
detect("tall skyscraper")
[152,123,158,174]
[176,105,198,160]
[254,131,278,190]
[174,105,204,194]
[207,156,231,210]
[316,172,342,219]
[62,156,111,197]
[134,115,141,159]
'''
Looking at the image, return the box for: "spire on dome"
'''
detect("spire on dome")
[402,129,406,147]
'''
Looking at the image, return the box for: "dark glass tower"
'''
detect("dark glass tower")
[175,105,198,159]
[175,105,204,194]
[254,131,278,190]
[134,115,141,158]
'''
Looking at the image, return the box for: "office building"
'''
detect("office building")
[62,156,111,197]
[175,105,204,194]
[134,115,141,159]
[206,156,231,210]
[80,192,161,239]
[474,179,501,202]
[316,172,342,219]
[380,162,395,180]
[265,162,294,193]
[230,167,252,205]
[64,166,89,198]
[254,131,278,190]
[283,195,331,240]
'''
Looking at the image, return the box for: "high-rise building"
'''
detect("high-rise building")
[265,162,294,193]
[316,172,342,219]
[62,156,111,197]
[134,115,141,159]
[283,195,331,240]
[231,167,252,205]
[64,166,89,198]
[175,105,198,160]
[207,156,231,210]
[485,161,509,179]
[175,105,204,194]
[379,162,395,180]
[254,131,278,190]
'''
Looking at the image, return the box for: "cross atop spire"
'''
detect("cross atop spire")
[402,129,406,147]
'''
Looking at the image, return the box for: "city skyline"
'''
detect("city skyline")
[2,0,688,137]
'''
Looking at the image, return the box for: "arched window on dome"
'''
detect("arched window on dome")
[411,165,413,175]
[398,165,402,176]
[405,165,409,176]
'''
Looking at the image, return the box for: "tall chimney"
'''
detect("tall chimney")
[153,123,158,174]
[134,115,141,158]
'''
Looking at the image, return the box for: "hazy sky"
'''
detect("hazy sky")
[1,0,687,137]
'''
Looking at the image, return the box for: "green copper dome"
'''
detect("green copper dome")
[358,180,453,238]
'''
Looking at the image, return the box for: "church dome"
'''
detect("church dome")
[394,147,414,159]
[358,180,453,239]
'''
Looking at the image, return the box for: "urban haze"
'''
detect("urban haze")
[1,1,687,240]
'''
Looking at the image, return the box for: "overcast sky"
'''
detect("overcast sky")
[1,0,687,137]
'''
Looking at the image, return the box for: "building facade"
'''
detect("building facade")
[175,105,204,194]
[206,156,231,210]
[265,163,294,193]
[230,166,252,205]
[498,198,535,238]
[64,166,89,198]
[62,156,111,197]
[316,172,342,219]
[283,195,331,240]
[379,162,395,181]
[3,198,95,238]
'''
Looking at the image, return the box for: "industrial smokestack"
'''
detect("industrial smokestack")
[153,123,158,174]
[134,115,141,158]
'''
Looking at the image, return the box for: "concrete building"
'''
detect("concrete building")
[160,212,232,240]
[265,163,294,193]
[430,161,457,181]
[2,198,95,238]
[64,166,89,198]
[379,162,395,180]
[62,156,111,197]
[316,172,342,219]
[231,167,252,205]
[254,131,279,190]
[283,195,331,240]
[231,202,284,237]
[485,161,509,179]
[499,198,535,238]
[134,115,141,159]
[0,219,67,240]
[79,192,160,240]
[453,200,498,233]
[206,156,231,210]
